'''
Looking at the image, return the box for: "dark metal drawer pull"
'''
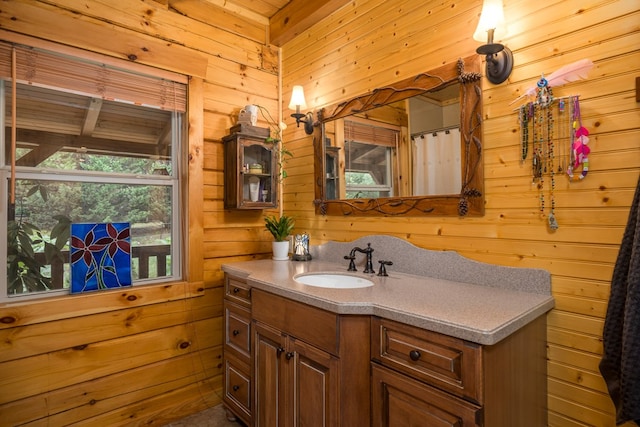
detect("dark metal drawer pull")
[409,350,421,361]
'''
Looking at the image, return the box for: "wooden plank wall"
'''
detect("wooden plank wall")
[280,0,640,426]
[0,0,278,425]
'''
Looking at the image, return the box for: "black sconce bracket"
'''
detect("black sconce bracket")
[476,41,513,85]
[291,111,314,135]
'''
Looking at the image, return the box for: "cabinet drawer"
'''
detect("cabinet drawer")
[253,289,339,356]
[225,275,251,307]
[224,353,251,426]
[371,317,482,403]
[225,300,251,360]
[372,363,481,427]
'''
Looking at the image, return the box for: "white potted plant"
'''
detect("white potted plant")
[264,214,294,260]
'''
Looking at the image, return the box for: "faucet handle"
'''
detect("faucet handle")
[344,255,357,271]
[377,260,393,276]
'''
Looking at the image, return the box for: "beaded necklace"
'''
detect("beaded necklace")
[519,104,532,161]
[534,77,559,230]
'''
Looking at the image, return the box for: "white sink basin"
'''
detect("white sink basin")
[294,273,374,289]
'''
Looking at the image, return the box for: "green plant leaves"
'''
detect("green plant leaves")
[264,215,295,242]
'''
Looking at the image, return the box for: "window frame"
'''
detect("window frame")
[0,42,186,302]
[344,141,394,198]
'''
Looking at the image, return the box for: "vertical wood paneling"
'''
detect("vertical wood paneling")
[280,0,640,425]
[0,0,276,424]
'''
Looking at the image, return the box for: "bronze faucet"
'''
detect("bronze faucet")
[344,243,374,273]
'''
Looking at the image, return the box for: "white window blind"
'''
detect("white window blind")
[0,42,186,112]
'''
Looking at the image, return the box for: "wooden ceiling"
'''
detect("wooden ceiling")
[195,0,352,46]
[10,1,352,167]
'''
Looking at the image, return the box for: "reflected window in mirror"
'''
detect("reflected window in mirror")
[345,143,393,199]
[324,84,463,200]
[343,119,398,199]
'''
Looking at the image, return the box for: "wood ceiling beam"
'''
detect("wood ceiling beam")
[155,121,172,157]
[269,0,351,46]
[81,98,103,136]
[199,0,269,25]
[16,140,65,167]
[9,128,167,167]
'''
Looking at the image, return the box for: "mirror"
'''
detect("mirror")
[314,55,484,217]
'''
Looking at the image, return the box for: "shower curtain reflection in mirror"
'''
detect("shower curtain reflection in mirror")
[412,128,461,195]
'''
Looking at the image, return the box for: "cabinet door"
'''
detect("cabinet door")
[289,337,339,427]
[254,321,287,427]
[239,138,277,207]
[372,364,482,427]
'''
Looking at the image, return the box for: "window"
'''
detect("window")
[0,42,186,300]
[344,120,396,198]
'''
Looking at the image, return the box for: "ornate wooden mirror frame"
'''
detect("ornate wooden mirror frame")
[313,55,484,217]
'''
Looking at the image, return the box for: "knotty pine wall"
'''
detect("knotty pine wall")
[280,0,639,426]
[0,0,279,425]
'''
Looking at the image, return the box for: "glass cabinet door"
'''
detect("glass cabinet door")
[325,146,340,200]
[224,129,278,210]
[241,141,274,205]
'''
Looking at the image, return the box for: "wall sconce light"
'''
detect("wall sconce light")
[473,0,513,84]
[288,85,314,135]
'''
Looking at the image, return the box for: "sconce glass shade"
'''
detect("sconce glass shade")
[472,0,505,42]
[288,85,307,110]
[288,85,314,135]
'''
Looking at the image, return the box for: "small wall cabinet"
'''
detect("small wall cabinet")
[325,146,340,200]
[223,126,278,209]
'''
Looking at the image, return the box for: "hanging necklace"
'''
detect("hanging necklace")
[534,76,559,230]
[557,99,566,173]
[547,98,558,230]
[532,102,544,214]
[520,105,530,161]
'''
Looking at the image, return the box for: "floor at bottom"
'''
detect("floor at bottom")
[163,404,243,427]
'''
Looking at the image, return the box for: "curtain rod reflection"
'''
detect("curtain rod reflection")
[411,125,459,138]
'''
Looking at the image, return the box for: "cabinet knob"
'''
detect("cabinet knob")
[286,352,295,360]
[232,329,240,336]
[232,385,240,392]
[233,287,240,293]
[409,350,421,361]
[277,347,285,356]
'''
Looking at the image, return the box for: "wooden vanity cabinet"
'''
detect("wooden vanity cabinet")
[371,316,548,427]
[252,289,371,427]
[223,275,253,426]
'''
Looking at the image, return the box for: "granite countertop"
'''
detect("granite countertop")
[221,256,554,346]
